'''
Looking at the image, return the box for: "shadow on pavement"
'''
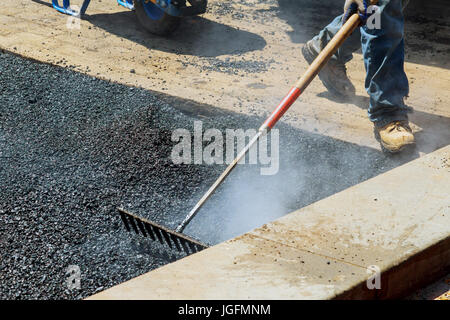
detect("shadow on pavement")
[85,11,267,58]
[31,0,53,8]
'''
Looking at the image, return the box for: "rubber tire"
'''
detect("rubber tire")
[133,0,180,36]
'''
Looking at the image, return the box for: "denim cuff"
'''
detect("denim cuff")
[373,111,411,128]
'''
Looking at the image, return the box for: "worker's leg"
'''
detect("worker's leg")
[310,0,410,66]
[362,0,412,127]
[304,0,411,102]
[362,0,414,152]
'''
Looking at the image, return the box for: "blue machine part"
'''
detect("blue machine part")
[117,0,134,10]
[50,0,207,18]
[135,0,207,17]
[51,0,132,16]
[52,0,91,16]
[140,0,165,20]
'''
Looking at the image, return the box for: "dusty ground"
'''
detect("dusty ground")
[0,0,449,299]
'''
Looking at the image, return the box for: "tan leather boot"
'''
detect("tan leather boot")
[375,121,415,153]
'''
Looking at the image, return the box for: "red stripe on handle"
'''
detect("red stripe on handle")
[263,87,302,129]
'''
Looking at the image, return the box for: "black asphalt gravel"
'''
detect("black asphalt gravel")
[0,50,417,299]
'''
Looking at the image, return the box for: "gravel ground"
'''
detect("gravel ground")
[0,50,417,299]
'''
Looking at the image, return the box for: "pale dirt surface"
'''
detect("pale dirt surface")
[1,0,449,151]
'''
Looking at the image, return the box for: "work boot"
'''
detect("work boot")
[302,40,355,98]
[374,120,415,153]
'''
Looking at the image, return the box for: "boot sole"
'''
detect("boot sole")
[301,43,316,66]
[301,43,354,98]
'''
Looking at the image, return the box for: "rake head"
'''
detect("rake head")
[118,208,208,255]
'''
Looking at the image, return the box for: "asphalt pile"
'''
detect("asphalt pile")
[0,50,412,299]
[0,50,226,299]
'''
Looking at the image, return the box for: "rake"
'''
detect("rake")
[119,13,362,255]
[118,208,208,253]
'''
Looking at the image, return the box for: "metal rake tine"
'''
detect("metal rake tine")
[128,215,139,234]
[119,210,131,232]
[144,223,157,241]
[152,226,165,245]
[188,241,198,253]
[169,234,182,252]
[178,238,191,254]
[135,219,147,237]
[161,229,173,249]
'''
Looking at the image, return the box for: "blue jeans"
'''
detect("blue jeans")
[311,0,412,127]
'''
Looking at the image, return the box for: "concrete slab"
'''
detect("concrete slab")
[89,145,450,300]
[91,235,369,300]
[1,1,449,153]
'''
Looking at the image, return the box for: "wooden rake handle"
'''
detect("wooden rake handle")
[260,13,361,131]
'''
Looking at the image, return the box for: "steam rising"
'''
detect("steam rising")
[184,124,421,245]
